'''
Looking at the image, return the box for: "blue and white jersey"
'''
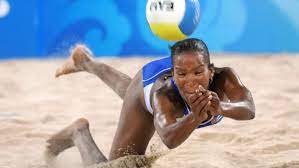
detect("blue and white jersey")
[142,57,223,129]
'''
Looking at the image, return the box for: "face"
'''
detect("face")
[172,51,213,103]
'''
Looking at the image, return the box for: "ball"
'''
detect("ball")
[146,0,200,41]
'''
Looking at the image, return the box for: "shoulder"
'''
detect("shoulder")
[153,75,179,103]
[212,66,250,99]
[215,67,237,77]
[150,75,182,115]
[213,67,245,88]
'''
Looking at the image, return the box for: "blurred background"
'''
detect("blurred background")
[0,0,299,59]
[1,1,299,168]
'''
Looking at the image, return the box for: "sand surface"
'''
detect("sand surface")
[0,55,299,168]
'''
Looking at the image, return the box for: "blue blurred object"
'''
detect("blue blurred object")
[0,0,298,58]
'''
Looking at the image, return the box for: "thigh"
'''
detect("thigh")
[109,71,155,160]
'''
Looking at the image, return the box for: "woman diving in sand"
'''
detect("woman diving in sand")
[46,38,255,167]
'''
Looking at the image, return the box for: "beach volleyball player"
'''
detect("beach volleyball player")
[46,38,255,167]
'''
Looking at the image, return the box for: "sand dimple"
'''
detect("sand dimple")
[0,55,299,168]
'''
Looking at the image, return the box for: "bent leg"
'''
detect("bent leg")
[83,61,131,99]
[55,45,132,99]
[46,118,107,167]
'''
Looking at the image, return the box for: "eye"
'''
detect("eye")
[177,72,186,77]
[195,71,203,75]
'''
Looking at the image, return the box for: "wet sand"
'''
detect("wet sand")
[0,54,299,168]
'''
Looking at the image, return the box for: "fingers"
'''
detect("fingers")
[188,85,209,103]
[201,99,211,114]
[187,85,208,103]
[191,91,210,109]
[192,93,212,117]
[198,85,205,92]
[207,91,222,116]
[198,94,212,113]
[197,102,209,121]
[188,88,219,118]
[210,91,219,99]
[188,91,203,104]
[210,91,220,106]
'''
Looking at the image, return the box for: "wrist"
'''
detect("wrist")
[189,111,208,124]
[188,112,201,124]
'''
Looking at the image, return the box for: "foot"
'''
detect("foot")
[55,44,94,78]
[46,118,90,156]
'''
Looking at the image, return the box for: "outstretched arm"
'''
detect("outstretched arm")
[210,67,255,120]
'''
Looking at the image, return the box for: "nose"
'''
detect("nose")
[184,78,198,93]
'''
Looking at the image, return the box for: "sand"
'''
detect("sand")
[0,54,299,168]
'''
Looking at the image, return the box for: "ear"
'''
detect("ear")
[208,63,215,82]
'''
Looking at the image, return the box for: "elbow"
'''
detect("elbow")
[160,132,180,149]
[246,101,255,120]
[154,121,184,149]
[163,138,179,149]
[249,110,255,120]
[247,106,255,120]
[164,139,179,149]
[249,103,256,120]
[249,112,255,120]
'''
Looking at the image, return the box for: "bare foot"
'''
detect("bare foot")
[46,118,89,156]
[55,44,94,78]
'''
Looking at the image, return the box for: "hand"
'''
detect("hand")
[188,87,212,122]
[208,91,223,116]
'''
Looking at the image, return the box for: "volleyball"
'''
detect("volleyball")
[146,0,200,41]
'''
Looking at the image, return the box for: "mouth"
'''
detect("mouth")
[184,84,206,94]
[184,88,202,96]
[185,90,197,95]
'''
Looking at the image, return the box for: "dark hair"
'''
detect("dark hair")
[170,38,211,65]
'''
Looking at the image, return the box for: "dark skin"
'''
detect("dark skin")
[109,51,255,159]
[152,52,255,149]
[50,46,255,164]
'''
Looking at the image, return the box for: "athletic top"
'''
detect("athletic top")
[142,57,223,128]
